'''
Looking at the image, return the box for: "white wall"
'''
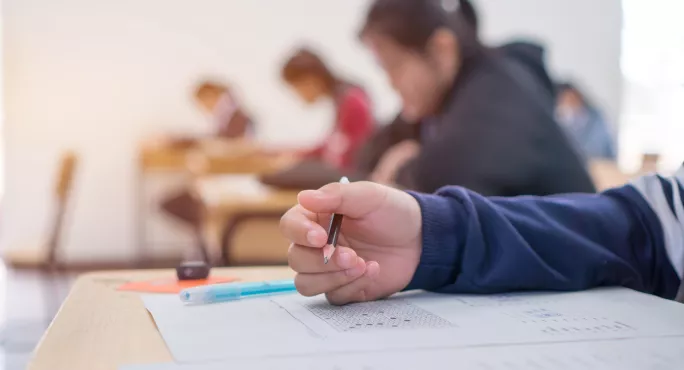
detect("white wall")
[477,0,623,125]
[1,0,622,262]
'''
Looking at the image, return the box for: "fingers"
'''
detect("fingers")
[297,181,389,219]
[326,261,381,305]
[280,205,329,248]
[294,258,367,297]
[288,244,361,273]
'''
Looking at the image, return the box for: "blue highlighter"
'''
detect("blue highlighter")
[179,279,297,305]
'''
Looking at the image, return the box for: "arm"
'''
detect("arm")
[405,169,684,300]
[337,91,374,168]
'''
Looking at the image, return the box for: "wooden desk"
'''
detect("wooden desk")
[29,267,294,370]
[136,142,289,263]
[197,177,299,264]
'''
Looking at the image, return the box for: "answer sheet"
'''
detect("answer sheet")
[121,336,684,370]
[141,287,684,363]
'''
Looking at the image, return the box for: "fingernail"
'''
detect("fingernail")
[346,263,365,277]
[337,251,352,268]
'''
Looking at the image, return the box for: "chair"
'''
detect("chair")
[3,151,78,269]
[0,151,79,352]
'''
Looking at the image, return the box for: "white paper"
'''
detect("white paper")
[121,336,684,370]
[141,287,684,363]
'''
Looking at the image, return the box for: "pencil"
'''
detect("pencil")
[323,176,349,264]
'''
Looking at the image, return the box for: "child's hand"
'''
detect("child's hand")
[280,181,422,305]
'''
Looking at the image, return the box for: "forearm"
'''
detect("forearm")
[405,183,682,299]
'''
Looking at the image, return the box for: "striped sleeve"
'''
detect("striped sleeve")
[631,166,684,302]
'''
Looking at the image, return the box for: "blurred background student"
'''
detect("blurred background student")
[555,82,617,161]
[280,48,375,171]
[364,0,595,196]
[149,80,255,149]
[158,80,256,258]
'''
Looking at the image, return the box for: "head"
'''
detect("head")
[194,81,230,113]
[555,82,594,125]
[282,48,339,104]
[556,83,586,111]
[360,0,480,121]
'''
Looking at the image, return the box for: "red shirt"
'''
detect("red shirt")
[306,87,374,170]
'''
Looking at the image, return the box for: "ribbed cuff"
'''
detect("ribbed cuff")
[404,191,465,291]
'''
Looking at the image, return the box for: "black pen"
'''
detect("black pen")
[323,176,349,264]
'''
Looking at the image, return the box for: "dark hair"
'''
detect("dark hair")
[360,0,480,55]
[194,80,227,99]
[281,48,340,93]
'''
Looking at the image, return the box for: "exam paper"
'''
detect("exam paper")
[121,336,684,370]
[141,287,684,363]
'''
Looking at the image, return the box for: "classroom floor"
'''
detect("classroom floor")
[0,263,74,370]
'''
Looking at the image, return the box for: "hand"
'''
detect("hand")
[280,181,423,305]
[371,140,420,184]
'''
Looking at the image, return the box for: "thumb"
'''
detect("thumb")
[297,181,389,219]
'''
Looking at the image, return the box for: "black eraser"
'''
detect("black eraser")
[176,261,211,280]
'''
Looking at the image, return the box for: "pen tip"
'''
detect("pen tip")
[323,256,329,264]
[340,176,350,184]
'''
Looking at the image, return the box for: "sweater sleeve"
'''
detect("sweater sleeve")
[404,168,684,301]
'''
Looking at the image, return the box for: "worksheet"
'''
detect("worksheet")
[141,287,684,363]
[121,336,684,370]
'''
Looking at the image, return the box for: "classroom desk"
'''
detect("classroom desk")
[28,267,294,370]
[197,177,299,264]
[136,142,289,263]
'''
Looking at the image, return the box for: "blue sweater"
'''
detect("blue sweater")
[406,167,684,302]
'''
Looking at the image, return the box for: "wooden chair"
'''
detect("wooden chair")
[0,151,79,350]
[3,151,78,268]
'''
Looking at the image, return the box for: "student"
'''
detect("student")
[279,165,684,305]
[556,82,617,160]
[158,81,255,256]
[194,81,254,140]
[151,81,255,149]
[361,0,595,195]
[281,48,375,171]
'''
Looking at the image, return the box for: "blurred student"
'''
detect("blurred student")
[195,81,254,140]
[150,81,255,149]
[281,48,375,171]
[364,0,594,196]
[158,81,255,258]
[556,82,616,161]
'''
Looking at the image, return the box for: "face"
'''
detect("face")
[557,89,583,111]
[196,91,222,113]
[555,89,584,125]
[290,76,326,104]
[363,29,459,121]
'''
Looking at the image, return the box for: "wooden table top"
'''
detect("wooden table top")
[139,140,286,175]
[29,267,294,370]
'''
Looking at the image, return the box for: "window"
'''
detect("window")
[620,0,684,172]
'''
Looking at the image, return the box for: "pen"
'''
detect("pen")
[323,176,349,264]
[179,279,296,305]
